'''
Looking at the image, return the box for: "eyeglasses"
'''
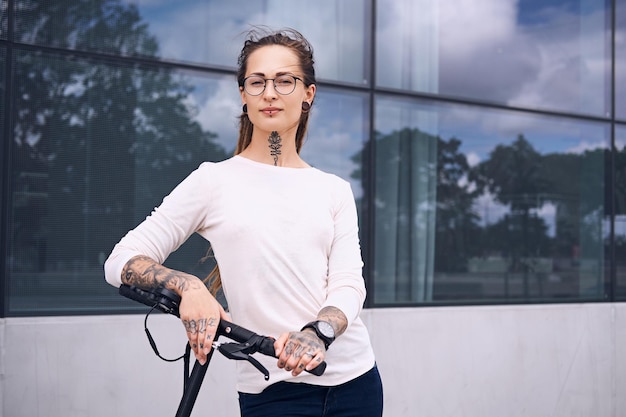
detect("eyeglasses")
[242,75,303,96]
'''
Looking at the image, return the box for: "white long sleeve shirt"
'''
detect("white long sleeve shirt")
[104,155,376,393]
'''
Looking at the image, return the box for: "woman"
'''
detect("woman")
[104,27,383,416]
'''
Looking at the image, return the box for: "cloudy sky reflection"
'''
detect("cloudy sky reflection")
[131,0,368,83]
[377,0,617,117]
[129,0,624,119]
[126,0,621,202]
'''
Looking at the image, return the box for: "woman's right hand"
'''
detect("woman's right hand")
[120,255,229,365]
[178,277,229,365]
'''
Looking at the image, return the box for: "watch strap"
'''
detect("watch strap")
[301,321,334,350]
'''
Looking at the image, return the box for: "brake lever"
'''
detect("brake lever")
[215,342,270,380]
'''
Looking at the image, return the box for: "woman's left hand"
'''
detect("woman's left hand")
[274,330,326,376]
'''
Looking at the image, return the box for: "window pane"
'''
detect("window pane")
[0,47,4,127]
[374,96,609,305]
[616,124,626,299]
[617,0,626,120]
[14,0,370,84]
[14,1,160,58]
[302,88,368,201]
[0,0,6,40]
[376,0,611,117]
[0,47,5,193]
[8,50,239,315]
[301,88,369,246]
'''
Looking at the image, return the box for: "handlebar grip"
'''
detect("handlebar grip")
[305,359,327,376]
[255,333,326,376]
[219,320,327,376]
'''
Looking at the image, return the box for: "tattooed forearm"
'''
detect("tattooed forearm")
[121,254,204,295]
[268,131,282,166]
[317,306,348,337]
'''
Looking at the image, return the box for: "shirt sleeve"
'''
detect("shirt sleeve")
[103,163,213,287]
[321,180,366,326]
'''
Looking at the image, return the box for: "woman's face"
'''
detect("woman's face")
[240,45,315,137]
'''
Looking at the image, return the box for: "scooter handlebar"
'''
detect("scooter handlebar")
[119,284,326,376]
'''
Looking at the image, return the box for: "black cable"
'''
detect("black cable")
[143,304,186,362]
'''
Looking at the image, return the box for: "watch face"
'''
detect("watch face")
[317,321,335,338]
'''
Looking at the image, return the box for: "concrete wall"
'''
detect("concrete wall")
[2,303,625,417]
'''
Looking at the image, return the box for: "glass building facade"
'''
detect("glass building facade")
[1,0,625,316]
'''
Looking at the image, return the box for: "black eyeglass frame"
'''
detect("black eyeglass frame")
[241,75,304,96]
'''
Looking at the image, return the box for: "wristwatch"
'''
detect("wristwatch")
[301,320,336,350]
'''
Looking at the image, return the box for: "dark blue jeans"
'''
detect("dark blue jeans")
[238,365,383,417]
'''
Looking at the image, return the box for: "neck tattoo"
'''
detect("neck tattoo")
[268,131,282,166]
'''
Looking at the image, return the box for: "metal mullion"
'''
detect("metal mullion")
[364,0,377,307]
[609,0,617,301]
[1,0,15,317]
